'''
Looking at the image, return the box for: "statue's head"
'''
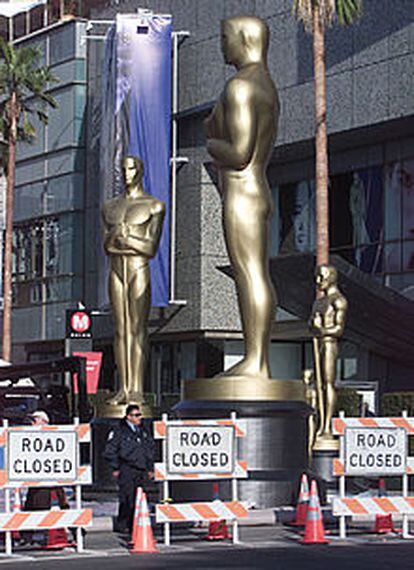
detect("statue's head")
[316,264,338,292]
[221,16,269,67]
[303,369,314,386]
[122,156,144,187]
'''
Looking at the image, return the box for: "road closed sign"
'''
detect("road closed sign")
[344,427,406,476]
[167,425,235,474]
[8,429,78,482]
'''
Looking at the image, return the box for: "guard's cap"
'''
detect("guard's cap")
[30,410,50,423]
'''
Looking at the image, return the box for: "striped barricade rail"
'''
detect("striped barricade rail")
[154,460,248,481]
[156,500,249,523]
[154,419,246,439]
[0,508,93,532]
[333,497,414,517]
[332,417,414,436]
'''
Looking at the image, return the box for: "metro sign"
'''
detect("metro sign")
[66,309,92,339]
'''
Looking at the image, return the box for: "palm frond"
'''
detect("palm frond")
[336,0,362,25]
[0,40,59,145]
[293,0,362,31]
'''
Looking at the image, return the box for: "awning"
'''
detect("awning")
[0,0,46,18]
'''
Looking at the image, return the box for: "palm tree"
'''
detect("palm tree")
[0,38,57,362]
[293,0,362,267]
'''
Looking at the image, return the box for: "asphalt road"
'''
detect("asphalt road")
[2,524,414,570]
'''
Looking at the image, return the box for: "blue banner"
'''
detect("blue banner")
[100,14,172,307]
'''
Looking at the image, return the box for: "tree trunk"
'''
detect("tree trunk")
[2,94,17,362]
[313,7,329,269]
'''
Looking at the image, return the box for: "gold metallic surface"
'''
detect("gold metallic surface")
[309,265,348,448]
[205,16,279,380]
[96,400,153,419]
[303,369,317,461]
[182,377,305,402]
[102,156,165,410]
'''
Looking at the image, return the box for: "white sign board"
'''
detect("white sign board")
[8,429,78,482]
[344,427,406,476]
[167,425,234,474]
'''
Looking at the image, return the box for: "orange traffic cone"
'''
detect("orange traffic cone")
[374,479,396,534]
[205,483,230,540]
[130,487,143,545]
[43,490,74,550]
[130,490,158,554]
[375,514,395,534]
[12,488,22,541]
[206,519,230,540]
[291,473,309,526]
[301,480,329,544]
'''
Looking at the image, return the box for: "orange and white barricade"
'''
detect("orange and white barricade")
[332,411,414,540]
[0,418,92,556]
[154,412,248,546]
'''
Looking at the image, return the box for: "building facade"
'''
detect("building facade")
[4,1,414,411]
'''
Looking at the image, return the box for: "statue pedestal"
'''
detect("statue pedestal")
[311,436,339,496]
[172,377,311,508]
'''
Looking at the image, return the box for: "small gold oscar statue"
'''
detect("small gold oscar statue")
[101,156,165,416]
[303,369,317,462]
[309,265,348,450]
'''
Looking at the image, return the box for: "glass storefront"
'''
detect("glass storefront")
[272,157,414,294]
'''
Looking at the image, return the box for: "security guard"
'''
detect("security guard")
[104,404,155,533]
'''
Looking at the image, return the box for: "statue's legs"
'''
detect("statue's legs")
[128,265,151,399]
[108,269,129,405]
[320,339,338,436]
[222,189,276,378]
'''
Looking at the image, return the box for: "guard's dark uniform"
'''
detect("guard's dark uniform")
[104,419,155,532]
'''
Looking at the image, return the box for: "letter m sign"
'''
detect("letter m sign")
[66,309,92,339]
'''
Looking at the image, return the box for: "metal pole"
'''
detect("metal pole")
[74,417,84,553]
[169,32,189,306]
[169,31,179,305]
[339,410,346,539]
[230,411,239,545]
[4,420,12,556]
[402,410,409,538]
[162,413,170,546]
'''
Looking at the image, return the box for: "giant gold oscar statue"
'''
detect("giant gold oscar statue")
[183,15,303,401]
[177,16,308,508]
[309,265,348,450]
[101,156,165,417]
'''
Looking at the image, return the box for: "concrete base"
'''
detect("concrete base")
[172,399,311,508]
[311,449,338,498]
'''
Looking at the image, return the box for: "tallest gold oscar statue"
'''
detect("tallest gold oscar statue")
[206,16,278,380]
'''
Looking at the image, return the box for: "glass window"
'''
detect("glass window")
[401,159,414,271]
[278,180,316,255]
[13,213,83,283]
[50,24,75,65]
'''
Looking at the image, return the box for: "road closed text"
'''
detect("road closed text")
[345,428,406,475]
[8,430,78,482]
[167,426,234,474]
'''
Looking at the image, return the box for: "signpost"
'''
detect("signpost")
[154,413,249,546]
[167,424,235,474]
[332,412,414,539]
[8,430,78,482]
[344,427,406,476]
[0,420,92,556]
[66,309,93,340]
